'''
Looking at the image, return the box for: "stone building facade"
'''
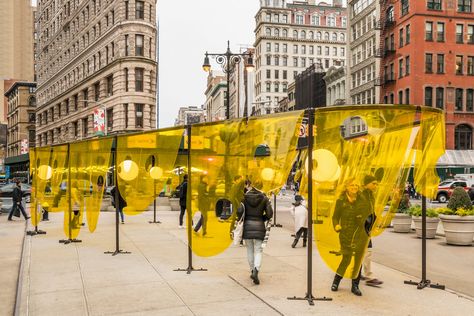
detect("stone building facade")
[254,0,347,114]
[324,65,346,106]
[204,71,227,122]
[35,0,157,145]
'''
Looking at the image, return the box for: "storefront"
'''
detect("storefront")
[5,153,30,183]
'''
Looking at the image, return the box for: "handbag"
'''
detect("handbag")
[232,203,245,246]
[13,205,21,218]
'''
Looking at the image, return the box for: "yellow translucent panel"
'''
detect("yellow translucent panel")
[69,139,113,234]
[189,111,304,257]
[29,148,40,227]
[50,145,69,215]
[116,128,184,216]
[413,108,446,199]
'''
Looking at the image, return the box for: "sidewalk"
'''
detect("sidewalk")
[6,209,474,316]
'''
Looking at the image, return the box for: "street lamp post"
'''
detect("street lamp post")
[202,41,254,120]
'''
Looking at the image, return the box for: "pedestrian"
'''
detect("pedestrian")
[291,195,308,248]
[331,178,371,296]
[8,180,30,221]
[111,185,126,224]
[178,174,188,228]
[237,180,273,285]
[359,175,383,287]
[194,174,209,235]
[71,181,85,228]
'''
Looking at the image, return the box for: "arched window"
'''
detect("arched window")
[266,28,271,36]
[274,28,280,37]
[455,124,473,149]
[316,31,321,40]
[301,30,306,39]
[332,33,337,41]
[340,33,345,42]
[293,30,298,38]
[309,31,314,39]
[282,29,288,37]
[324,32,329,41]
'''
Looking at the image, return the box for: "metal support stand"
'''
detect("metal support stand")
[271,192,282,228]
[27,199,47,236]
[59,144,82,245]
[288,110,332,305]
[105,136,130,256]
[149,180,161,224]
[174,125,207,274]
[404,196,445,290]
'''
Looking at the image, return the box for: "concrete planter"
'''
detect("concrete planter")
[392,213,412,233]
[169,198,180,212]
[157,196,170,207]
[412,216,440,239]
[439,215,474,246]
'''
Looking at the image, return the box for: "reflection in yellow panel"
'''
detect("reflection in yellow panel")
[69,139,113,233]
[189,111,304,257]
[311,106,427,279]
[30,147,55,227]
[413,109,445,199]
[50,145,69,216]
[116,128,184,216]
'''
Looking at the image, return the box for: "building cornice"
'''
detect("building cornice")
[4,82,37,97]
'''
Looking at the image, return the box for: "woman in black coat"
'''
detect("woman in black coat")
[237,180,273,285]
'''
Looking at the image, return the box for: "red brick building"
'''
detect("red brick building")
[379,0,474,149]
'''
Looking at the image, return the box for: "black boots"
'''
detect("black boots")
[303,239,307,247]
[250,268,260,285]
[291,239,298,248]
[351,284,362,296]
[331,274,342,291]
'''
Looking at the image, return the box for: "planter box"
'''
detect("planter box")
[439,215,474,246]
[169,198,180,212]
[412,216,440,239]
[156,196,170,207]
[392,213,412,233]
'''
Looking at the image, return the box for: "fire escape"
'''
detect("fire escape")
[375,0,396,92]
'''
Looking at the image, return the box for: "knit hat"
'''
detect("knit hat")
[364,175,377,185]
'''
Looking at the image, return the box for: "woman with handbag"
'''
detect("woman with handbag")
[236,180,273,285]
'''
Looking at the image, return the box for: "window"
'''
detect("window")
[406,25,411,44]
[293,30,298,38]
[312,15,320,25]
[425,87,433,106]
[94,82,100,101]
[456,89,464,111]
[135,1,144,19]
[266,55,271,65]
[124,104,129,128]
[309,45,314,54]
[425,53,433,73]
[83,89,88,107]
[274,82,279,93]
[266,28,271,36]
[107,108,113,132]
[283,44,287,53]
[125,1,129,19]
[283,70,287,79]
[399,59,404,77]
[74,95,78,111]
[283,56,287,66]
[135,104,144,128]
[266,83,271,92]
[405,88,410,104]
[437,54,445,73]
[275,29,280,37]
[106,75,113,96]
[426,22,433,41]
[293,57,298,67]
[82,117,88,137]
[125,35,129,56]
[274,70,279,79]
[399,28,404,47]
[427,0,442,10]
[405,56,410,75]
[293,45,298,54]
[467,89,474,111]
[458,0,472,12]
[283,29,288,37]
[457,24,464,43]
[456,55,464,74]
[135,35,144,56]
[468,56,474,75]
[324,32,329,41]
[398,90,403,104]
[327,15,335,27]
[401,0,409,15]
[455,124,473,149]
[266,43,271,52]
[296,15,303,24]
[436,87,444,109]
[301,31,306,39]
[73,121,78,138]
[274,56,279,66]
[437,22,445,41]
[266,69,271,79]
[468,25,474,43]
[135,68,144,92]
[325,46,329,55]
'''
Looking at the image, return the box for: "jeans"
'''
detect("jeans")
[245,239,263,271]
[8,202,28,220]
[363,248,373,279]
[118,207,124,222]
[295,227,307,242]
[179,206,186,226]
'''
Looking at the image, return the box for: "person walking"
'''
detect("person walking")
[331,178,369,296]
[111,185,126,224]
[291,195,308,248]
[237,180,273,285]
[8,180,29,221]
[194,175,209,235]
[178,174,188,228]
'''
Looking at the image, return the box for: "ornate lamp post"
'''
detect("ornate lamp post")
[202,41,254,120]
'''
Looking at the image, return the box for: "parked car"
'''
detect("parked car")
[0,183,32,213]
[436,179,473,203]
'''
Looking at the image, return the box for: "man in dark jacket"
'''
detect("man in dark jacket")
[8,180,29,221]
[111,186,126,224]
[178,174,188,228]
[237,180,273,285]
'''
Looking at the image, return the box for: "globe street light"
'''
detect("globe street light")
[202,41,254,120]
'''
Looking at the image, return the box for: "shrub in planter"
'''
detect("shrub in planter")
[409,207,440,239]
[439,190,474,245]
[392,196,413,233]
[447,187,472,211]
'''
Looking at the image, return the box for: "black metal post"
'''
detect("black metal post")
[174,125,207,274]
[105,136,130,255]
[271,192,282,228]
[149,179,161,224]
[60,144,81,244]
[27,148,46,236]
[288,109,331,305]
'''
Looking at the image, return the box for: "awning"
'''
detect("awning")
[437,150,474,167]
[5,153,29,165]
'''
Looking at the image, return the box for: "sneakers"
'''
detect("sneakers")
[366,278,383,286]
[178,225,184,229]
[121,221,125,224]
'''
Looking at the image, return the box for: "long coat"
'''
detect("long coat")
[291,203,308,233]
[237,188,273,240]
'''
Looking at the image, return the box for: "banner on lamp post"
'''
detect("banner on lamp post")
[93,108,105,136]
[20,139,29,154]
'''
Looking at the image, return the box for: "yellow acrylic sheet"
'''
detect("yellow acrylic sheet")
[116,128,184,216]
[29,148,40,227]
[68,139,113,234]
[189,111,304,257]
[413,108,446,199]
[307,105,429,279]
